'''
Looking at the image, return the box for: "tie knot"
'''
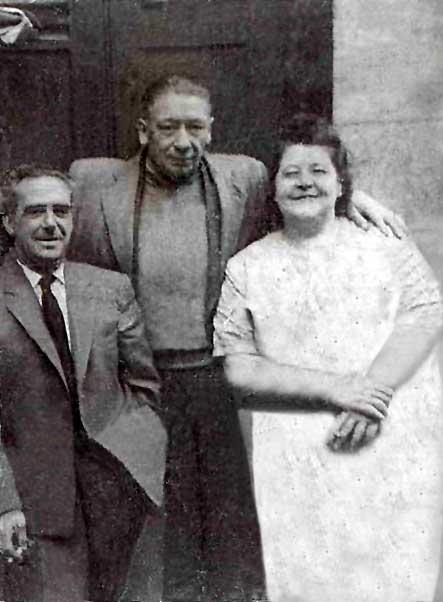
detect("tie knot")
[39,273,56,294]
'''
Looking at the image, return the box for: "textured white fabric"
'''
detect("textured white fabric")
[214,220,443,602]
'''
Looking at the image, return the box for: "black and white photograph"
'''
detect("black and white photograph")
[0,1,442,601]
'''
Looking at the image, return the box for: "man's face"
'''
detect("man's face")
[138,92,212,183]
[4,175,73,271]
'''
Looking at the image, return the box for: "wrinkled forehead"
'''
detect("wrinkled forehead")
[280,143,336,167]
[148,92,212,123]
[15,176,72,207]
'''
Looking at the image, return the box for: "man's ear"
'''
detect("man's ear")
[337,178,343,199]
[207,116,214,145]
[2,214,14,237]
[136,118,149,146]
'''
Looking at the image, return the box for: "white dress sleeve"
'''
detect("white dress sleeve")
[394,237,443,330]
[213,255,258,357]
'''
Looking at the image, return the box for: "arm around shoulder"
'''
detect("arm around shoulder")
[347,190,406,238]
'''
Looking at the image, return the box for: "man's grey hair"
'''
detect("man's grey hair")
[0,165,73,216]
[140,75,212,118]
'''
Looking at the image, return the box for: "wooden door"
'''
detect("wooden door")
[0,0,113,171]
[0,0,332,168]
[110,0,332,165]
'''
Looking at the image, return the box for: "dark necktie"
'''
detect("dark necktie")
[39,273,84,434]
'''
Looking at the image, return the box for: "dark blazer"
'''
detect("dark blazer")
[68,153,268,324]
[0,254,166,537]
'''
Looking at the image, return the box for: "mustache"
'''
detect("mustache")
[35,227,67,240]
[169,142,201,157]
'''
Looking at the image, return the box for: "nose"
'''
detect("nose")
[173,126,192,152]
[42,209,56,229]
[297,171,314,189]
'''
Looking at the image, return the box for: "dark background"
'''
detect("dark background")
[0,0,332,169]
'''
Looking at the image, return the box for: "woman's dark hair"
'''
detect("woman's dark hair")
[263,115,353,232]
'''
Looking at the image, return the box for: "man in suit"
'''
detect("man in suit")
[68,75,404,602]
[0,166,166,602]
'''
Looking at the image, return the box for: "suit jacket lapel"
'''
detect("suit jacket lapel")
[204,155,238,268]
[2,255,68,389]
[100,156,140,275]
[102,154,236,276]
[201,156,234,338]
[65,264,95,387]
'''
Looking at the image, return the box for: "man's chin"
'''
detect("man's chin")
[165,168,198,185]
[34,244,64,259]
[161,158,202,184]
[23,250,64,272]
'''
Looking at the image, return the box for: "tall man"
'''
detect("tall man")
[0,167,166,602]
[69,75,403,602]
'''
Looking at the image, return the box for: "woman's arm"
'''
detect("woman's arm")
[329,238,442,451]
[368,238,442,390]
[327,316,441,452]
[215,256,392,420]
[367,324,441,390]
[224,353,391,420]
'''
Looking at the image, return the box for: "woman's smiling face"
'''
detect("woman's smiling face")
[275,144,342,222]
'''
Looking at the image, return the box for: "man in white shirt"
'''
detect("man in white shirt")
[0,166,166,602]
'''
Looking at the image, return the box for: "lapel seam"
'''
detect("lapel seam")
[2,256,70,390]
[4,295,69,392]
[100,191,125,271]
[65,265,95,387]
[100,165,137,275]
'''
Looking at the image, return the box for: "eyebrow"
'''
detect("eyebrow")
[157,118,208,124]
[282,162,329,168]
[23,204,72,212]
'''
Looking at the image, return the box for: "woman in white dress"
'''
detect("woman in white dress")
[213,116,443,602]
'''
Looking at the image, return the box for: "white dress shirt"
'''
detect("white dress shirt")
[18,260,72,347]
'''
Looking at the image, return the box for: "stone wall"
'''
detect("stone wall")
[334,6,443,591]
[334,0,443,280]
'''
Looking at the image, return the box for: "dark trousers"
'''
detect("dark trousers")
[75,437,157,601]
[1,437,155,602]
[161,363,265,602]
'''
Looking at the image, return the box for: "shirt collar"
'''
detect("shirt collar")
[17,259,65,289]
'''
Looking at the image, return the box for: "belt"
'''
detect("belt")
[153,348,217,370]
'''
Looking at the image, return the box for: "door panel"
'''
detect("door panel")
[0,50,71,168]
[111,0,332,164]
[0,0,112,170]
[116,43,251,157]
[111,0,253,158]
[0,0,332,168]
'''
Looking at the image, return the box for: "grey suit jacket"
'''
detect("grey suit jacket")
[68,152,268,278]
[0,255,167,521]
[68,153,268,353]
